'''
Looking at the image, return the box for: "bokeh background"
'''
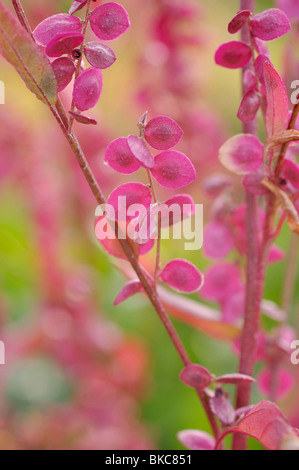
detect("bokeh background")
[0,0,298,450]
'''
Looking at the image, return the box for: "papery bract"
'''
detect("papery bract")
[45,33,84,58]
[210,390,236,425]
[215,41,252,69]
[151,151,196,188]
[84,42,117,69]
[179,364,213,389]
[127,135,154,169]
[250,9,291,41]
[203,221,234,259]
[263,61,289,137]
[144,116,183,150]
[281,159,299,189]
[104,137,141,174]
[106,183,152,221]
[228,10,251,34]
[69,111,97,125]
[51,57,75,92]
[219,134,263,175]
[33,14,82,47]
[216,373,255,385]
[237,89,260,123]
[114,280,144,306]
[200,263,242,303]
[160,259,204,294]
[69,1,87,15]
[90,2,130,41]
[73,68,103,111]
[177,430,215,451]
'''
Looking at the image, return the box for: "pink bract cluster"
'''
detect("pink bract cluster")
[33,2,130,121]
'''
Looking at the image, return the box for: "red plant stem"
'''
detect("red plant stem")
[233,0,261,451]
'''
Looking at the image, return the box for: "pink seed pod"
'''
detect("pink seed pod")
[254,38,270,57]
[203,174,232,198]
[210,390,236,425]
[51,57,76,92]
[200,263,242,303]
[216,373,255,386]
[73,67,103,111]
[106,182,152,221]
[33,14,82,47]
[228,10,251,34]
[69,111,97,125]
[90,2,130,41]
[179,364,213,390]
[215,41,252,69]
[243,69,257,93]
[250,8,291,41]
[84,42,116,69]
[160,259,204,294]
[104,137,140,174]
[203,221,235,260]
[127,135,154,169]
[281,159,299,189]
[242,170,269,196]
[257,368,294,400]
[237,89,260,123]
[221,288,245,324]
[177,430,215,451]
[45,33,84,58]
[278,0,299,20]
[218,134,263,175]
[160,194,195,227]
[144,116,183,150]
[151,151,196,188]
[114,280,143,306]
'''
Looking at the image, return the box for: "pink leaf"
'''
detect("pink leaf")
[151,151,196,188]
[228,10,251,34]
[216,401,294,450]
[106,183,152,221]
[263,61,289,137]
[104,137,141,174]
[144,116,183,150]
[177,430,215,451]
[257,368,294,400]
[33,13,82,47]
[84,42,116,69]
[69,111,97,125]
[73,67,103,111]
[51,57,75,92]
[216,373,255,385]
[203,221,235,259]
[90,2,130,41]
[237,89,260,123]
[210,390,236,425]
[215,41,252,69]
[160,259,204,294]
[218,134,263,175]
[251,9,291,41]
[179,364,213,389]
[45,33,84,58]
[127,135,154,169]
[114,280,143,306]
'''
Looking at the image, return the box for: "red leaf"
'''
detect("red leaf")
[216,401,295,450]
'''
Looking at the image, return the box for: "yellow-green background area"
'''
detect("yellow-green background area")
[0,0,298,450]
